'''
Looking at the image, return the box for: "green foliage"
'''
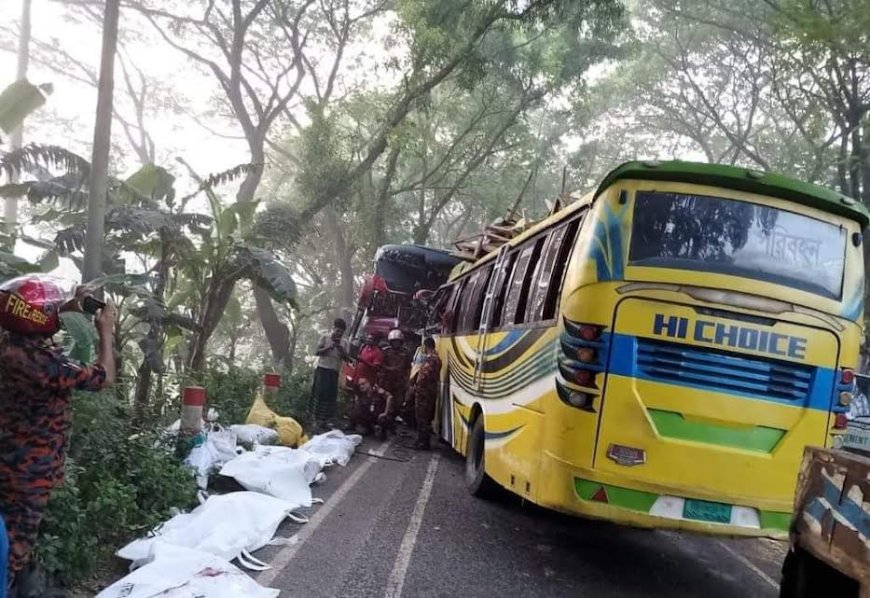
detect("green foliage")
[235,245,299,308]
[0,80,50,135]
[36,391,197,583]
[202,366,313,426]
[0,143,90,183]
[202,365,261,425]
[58,312,98,363]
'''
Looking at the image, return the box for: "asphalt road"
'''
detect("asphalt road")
[254,432,787,598]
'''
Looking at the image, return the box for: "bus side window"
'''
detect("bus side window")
[502,238,544,326]
[491,251,518,329]
[529,215,584,322]
[456,265,493,334]
[446,280,466,334]
[542,214,583,320]
[526,225,569,323]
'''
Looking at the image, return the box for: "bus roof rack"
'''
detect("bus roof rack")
[596,160,870,228]
[453,215,534,261]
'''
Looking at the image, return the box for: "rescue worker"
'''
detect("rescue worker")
[354,332,384,386]
[414,337,442,450]
[308,318,347,432]
[0,276,116,594]
[348,377,393,438]
[401,342,427,427]
[379,329,411,430]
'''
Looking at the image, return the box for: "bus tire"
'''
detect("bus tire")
[465,414,497,499]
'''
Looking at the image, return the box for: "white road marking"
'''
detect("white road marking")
[717,540,779,590]
[257,439,393,587]
[384,453,441,598]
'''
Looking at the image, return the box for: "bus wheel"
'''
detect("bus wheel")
[465,415,497,498]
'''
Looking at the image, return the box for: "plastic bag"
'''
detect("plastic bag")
[219,446,321,506]
[230,424,279,447]
[98,543,279,598]
[183,428,239,477]
[245,397,308,447]
[117,492,294,568]
[301,430,363,467]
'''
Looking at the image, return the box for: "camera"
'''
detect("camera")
[82,295,106,315]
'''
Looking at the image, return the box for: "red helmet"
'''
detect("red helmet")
[0,275,72,335]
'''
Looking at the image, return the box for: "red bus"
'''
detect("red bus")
[341,244,461,387]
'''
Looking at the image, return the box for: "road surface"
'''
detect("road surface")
[254,433,787,597]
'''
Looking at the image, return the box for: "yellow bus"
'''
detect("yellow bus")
[433,161,867,538]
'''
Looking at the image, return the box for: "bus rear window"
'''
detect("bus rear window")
[629,191,847,299]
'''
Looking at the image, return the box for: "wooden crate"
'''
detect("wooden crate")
[792,447,870,591]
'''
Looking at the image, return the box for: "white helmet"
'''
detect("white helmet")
[388,329,404,342]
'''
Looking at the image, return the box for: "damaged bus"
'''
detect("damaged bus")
[433,160,867,538]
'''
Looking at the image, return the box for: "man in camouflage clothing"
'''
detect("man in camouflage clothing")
[413,338,442,450]
[379,329,411,431]
[349,377,394,439]
[0,276,116,595]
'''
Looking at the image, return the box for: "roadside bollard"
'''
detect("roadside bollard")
[263,373,281,403]
[176,386,206,458]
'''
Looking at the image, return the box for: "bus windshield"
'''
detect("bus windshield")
[629,191,847,299]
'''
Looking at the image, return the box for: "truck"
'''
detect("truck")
[780,375,870,597]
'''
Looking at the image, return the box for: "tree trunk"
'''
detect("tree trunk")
[253,287,290,367]
[83,0,121,282]
[132,236,169,417]
[4,0,32,239]
[188,274,237,377]
[237,138,290,365]
[323,207,355,313]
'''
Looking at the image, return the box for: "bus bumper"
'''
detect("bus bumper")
[537,453,791,540]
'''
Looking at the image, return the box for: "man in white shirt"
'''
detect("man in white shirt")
[308,318,347,431]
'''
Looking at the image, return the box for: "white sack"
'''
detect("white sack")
[219,446,321,506]
[98,543,279,598]
[183,428,239,477]
[117,492,292,566]
[301,430,362,467]
[230,424,279,446]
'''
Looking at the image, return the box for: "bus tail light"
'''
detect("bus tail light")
[579,324,602,342]
[834,413,848,430]
[567,392,592,409]
[841,368,855,385]
[839,391,852,407]
[574,369,595,387]
[576,347,596,363]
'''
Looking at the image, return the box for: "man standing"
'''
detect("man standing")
[414,338,442,450]
[379,329,411,428]
[308,318,347,432]
[348,378,393,438]
[0,276,116,594]
[354,332,384,386]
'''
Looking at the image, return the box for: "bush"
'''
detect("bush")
[202,366,260,425]
[36,391,197,584]
[203,365,315,426]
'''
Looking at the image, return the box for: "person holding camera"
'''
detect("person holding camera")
[308,318,348,432]
[0,275,116,596]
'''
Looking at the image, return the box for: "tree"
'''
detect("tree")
[3,0,33,239]
[597,0,869,203]
[83,0,122,282]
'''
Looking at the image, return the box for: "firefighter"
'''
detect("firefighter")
[0,276,116,595]
[413,338,442,450]
[354,332,384,386]
[348,377,394,439]
[379,329,411,429]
